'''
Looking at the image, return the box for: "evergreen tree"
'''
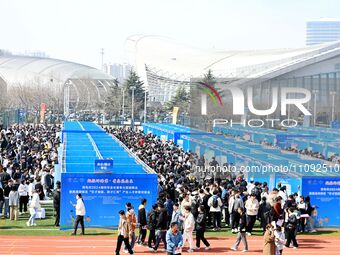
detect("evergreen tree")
[165,86,190,114]
[123,70,146,118]
[202,69,216,85]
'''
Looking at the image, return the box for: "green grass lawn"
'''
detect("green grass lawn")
[1,204,340,237]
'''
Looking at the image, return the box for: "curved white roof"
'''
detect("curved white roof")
[0,55,113,86]
[126,35,340,83]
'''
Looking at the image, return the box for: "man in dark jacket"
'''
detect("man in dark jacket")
[164,194,173,227]
[137,198,147,245]
[258,196,272,233]
[195,205,211,250]
[153,203,168,251]
[147,204,158,250]
[53,183,61,227]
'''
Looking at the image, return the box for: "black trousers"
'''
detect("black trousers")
[54,207,60,226]
[73,215,85,234]
[246,215,256,233]
[148,229,156,248]
[285,229,298,248]
[212,211,221,228]
[19,196,28,212]
[231,212,240,229]
[138,227,147,243]
[224,207,230,225]
[116,235,133,255]
[196,229,210,248]
[154,230,167,250]
[167,253,181,255]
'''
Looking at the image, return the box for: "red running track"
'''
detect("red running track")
[1,235,340,255]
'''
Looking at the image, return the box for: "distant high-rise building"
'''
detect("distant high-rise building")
[306,18,340,45]
[107,63,132,83]
[23,50,49,58]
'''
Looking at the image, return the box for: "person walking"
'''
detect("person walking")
[27,189,40,226]
[71,193,86,235]
[195,205,211,250]
[18,179,29,215]
[147,204,158,250]
[274,226,286,255]
[263,224,275,255]
[182,206,195,253]
[137,198,147,245]
[231,207,248,252]
[116,210,134,255]
[285,208,298,249]
[3,179,14,219]
[9,185,19,221]
[171,203,183,231]
[125,205,137,253]
[245,193,259,235]
[258,196,272,234]
[153,203,168,252]
[208,190,223,231]
[230,192,244,233]
[166,222,183,255]
[53,183,61,227]
[0,186,4,218]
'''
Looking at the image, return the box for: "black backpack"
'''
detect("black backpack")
[287,214,297,229]
[212,195,219,208]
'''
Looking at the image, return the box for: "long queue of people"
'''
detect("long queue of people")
[0,125,60,226]
[111,127,318,255]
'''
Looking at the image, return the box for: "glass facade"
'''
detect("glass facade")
[306,20,340,45]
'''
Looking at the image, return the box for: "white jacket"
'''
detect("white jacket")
[183,213,195,232]
[30,193,41,209]
[208,195,223,212]
[245,198,259,216]
[76,199,86,216]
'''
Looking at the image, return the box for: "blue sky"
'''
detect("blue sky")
[0,0,339,68]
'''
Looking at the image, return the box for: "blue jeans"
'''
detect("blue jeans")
[28,208,37,225]
[4,198,9,218]
[124,232,136,250]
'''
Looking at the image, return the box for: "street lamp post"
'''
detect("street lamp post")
[122,87,125,120]
[144,89,147,123]
[130,86,136,128]
[330,91,336,123]
[312,89,319,126]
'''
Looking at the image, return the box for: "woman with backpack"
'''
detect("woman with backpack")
[285,207,298,249]
[208,190,222,231]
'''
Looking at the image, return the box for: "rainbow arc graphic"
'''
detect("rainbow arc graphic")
[197,81,223,107]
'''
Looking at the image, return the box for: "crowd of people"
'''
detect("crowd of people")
[0,124,320,255]
[109,127,318,254]
[0,124,60,226]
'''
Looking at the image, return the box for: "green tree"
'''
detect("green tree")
[165,86,190,114]
[123,70,146,118]
[202,69,216,85]
[104,79,122,120]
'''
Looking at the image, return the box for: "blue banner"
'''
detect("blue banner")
[60,173,158,229]
[331,121,340,128]
[302,177,340,227]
